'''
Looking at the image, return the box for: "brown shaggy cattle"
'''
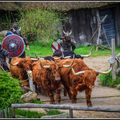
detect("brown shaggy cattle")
[9,57,37,88]
[54,58,111,107]
[10,57,29,87]
[12,57,61,104]
[31,59,61,104]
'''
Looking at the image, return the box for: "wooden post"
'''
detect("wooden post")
[12,108,16,118]
[96,10,101,51]
[27,70,35,92]
[69,108,73,118]
[111,38,116,80]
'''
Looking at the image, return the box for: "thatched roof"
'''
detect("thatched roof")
[0,2,118,11]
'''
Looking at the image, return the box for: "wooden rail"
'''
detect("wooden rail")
[11,103,120,118]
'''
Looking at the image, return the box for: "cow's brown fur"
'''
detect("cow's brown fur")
[29,59,61,104]
[10,57,29,86]
[9,57,36,87]
[55,58,99,107]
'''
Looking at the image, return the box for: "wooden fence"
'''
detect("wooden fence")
[11,103,120,118]
[0,107,13,118]
[110,38,120,80]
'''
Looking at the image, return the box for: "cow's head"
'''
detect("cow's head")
[50,62,61,81]
[11,57,37,71]
[40,60,61,82]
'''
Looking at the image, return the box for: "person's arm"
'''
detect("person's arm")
[71,40,76,51]
[23,36,30,50]
[3,49,9,57]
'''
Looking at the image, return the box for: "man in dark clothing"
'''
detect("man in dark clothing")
[60,35,76,58]
[52,21,83,59]
[52,35,77,58]
[6,22,30,58]
[62,36,76,51]
[0,44,9,71]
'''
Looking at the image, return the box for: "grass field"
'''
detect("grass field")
[0,36,120,57]
[26,40,120,57]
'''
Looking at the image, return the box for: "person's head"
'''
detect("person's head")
[11,22,21,35]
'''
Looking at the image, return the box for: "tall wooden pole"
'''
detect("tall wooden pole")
[111,38,116,80]
[96,10,101,51]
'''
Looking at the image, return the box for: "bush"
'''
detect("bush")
[99,72,120,88]
[19,9,62,44]
[0,70,23,109]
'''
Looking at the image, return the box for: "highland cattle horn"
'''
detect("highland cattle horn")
[96,66,112,74]
[80,47,94,58]
[63,30,72,36]
[43,65,50,68]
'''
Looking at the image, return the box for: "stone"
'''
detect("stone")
[21,91,38,102]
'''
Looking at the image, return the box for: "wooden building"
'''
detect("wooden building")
[66,4,120,47]
[0,2,120,46]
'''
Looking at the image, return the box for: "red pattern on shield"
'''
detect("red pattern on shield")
[2,34,25,58]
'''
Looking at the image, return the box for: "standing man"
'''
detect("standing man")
[52,21,83,59]
[5,22,30,58]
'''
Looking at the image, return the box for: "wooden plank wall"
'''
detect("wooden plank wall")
[69,9,97,45]
[68,5,120,47]
[115,6,120,46]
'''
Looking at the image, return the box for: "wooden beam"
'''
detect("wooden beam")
[11,103,120,113]
[111,38,116,80]
[27,71,36,92]
[96,10,101,51]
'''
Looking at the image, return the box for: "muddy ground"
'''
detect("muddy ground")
[23,56,120,118]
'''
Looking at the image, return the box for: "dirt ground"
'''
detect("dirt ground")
[24,56,120,118]
[64,56,120,118]
[43,56,120,118]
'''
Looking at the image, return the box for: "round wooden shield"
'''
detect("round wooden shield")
[2,34,25,58]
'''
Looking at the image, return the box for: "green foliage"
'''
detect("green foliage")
[75,45,120,57]
[0,70,23,109]
[25,41,120,57]
[47,109,62,115]
[15,109,62,118]
[30,99,44,104]
[99,72,120,87]
[19,9,62,43]
[0,10,21,30]
[16,109,45,118]
[26,40,53,57]
[0,36,3,42]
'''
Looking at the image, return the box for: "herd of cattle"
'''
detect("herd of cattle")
[8,55,112,107]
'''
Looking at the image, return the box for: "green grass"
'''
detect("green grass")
[74,45,120,57]
[30,99,44,104]
[26,41,120,57]
[15,108,62,118]
[99,72,120,87]
[15,109,46,118]
[0,35,120,57]
[26,40,53,57]
[47,109,62,115]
